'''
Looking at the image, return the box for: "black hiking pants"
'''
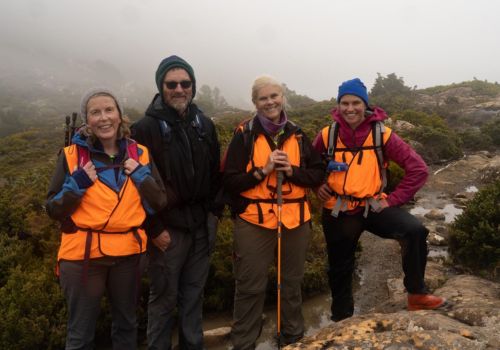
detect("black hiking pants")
[321,206,429,321]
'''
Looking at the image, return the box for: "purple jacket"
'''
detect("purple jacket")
[312,106,428,207]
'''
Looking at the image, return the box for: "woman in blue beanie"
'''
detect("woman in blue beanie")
[312,77,446,322]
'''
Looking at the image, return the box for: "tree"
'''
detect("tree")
[370,73,416,114]
[370,73,412,98]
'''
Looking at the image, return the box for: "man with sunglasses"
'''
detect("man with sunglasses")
[132,55,221,349]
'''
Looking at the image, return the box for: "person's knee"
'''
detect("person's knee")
[406,223,429,242]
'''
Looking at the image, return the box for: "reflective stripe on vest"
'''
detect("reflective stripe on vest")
[57,144,149,261]
[239,133,310,229]
[321,125,392,214]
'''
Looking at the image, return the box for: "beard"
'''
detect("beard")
[170,99,189,114]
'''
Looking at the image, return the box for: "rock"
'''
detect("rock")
[435,225,448,235]
[424,209,446,221]
[286,275,500,350]
[428,232,447,246]
[203,327,231,347]
[393,120,415,132]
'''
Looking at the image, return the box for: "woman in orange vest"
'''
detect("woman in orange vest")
[313,78,446,322]
[46,88,166,349]
[223,76,324,348]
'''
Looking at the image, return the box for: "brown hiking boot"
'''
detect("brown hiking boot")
[407,293,446,311]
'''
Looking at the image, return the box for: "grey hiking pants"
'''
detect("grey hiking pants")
[147,225,209,350]
[59,254,145,350]
[230,217,310,350]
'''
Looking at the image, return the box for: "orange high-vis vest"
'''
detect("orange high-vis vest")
[321,124,392,212]
[57,143,149,262]
[239,133,310,229]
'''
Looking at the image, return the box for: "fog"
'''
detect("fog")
[1,0,499,109]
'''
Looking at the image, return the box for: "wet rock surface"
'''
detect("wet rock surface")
[285,152,500,350]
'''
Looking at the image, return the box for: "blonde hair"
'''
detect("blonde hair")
[251,75,284,103]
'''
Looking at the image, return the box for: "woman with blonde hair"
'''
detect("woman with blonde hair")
[223,76,324,348]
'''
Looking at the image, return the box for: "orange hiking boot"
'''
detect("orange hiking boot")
[408,293,446,311]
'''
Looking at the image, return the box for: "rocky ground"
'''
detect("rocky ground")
[285,152,500,350]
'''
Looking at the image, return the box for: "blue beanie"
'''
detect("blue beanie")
[155,55,196,98]
[337,78,369,106]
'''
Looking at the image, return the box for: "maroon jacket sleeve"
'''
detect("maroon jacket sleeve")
[384,132,428,206]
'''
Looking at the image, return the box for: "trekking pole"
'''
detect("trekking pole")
[276,170,284,349]
[64,115,71,147]
[69,112,78,141]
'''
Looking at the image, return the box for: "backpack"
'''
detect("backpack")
[326,120,387,193]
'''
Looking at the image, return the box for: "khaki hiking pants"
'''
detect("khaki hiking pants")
[230,217,310,349]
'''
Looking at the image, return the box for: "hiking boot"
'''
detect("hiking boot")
[408,293,446,311]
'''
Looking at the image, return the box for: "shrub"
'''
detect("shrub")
[448,180,500,279]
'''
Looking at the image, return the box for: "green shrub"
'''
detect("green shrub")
[0,261,66,349]
[448,180,500,279]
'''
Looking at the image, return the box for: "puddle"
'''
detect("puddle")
[409,206,430,216]
[442,204,463,223]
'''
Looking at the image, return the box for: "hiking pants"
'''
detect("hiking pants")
[321,206,429,321]
[59,254,145,350]
[230,217,310,350]
[147,225,209,350]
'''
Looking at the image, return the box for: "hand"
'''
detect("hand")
[371,198,389,213]
[273,150,293,177]
[152,230,171,251]
[123,158,139,175]
[81,161,97,182]
[316,183,333,202]
[265,150,292,176]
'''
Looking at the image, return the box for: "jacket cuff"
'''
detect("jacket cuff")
[72,169,94,189]
[129,164,150,185]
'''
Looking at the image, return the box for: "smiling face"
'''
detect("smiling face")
[338,94,366,129]
[254,84,284,122]
[162,68,193,115]
[86,95,121,143]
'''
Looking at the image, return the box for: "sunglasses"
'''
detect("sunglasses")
[164,80,192,90]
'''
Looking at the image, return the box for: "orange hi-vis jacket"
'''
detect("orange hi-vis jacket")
[57,144,149,262]
[321,125,392,213]
[240,133,310,229]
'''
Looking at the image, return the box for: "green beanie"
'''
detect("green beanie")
[155,55,196,98]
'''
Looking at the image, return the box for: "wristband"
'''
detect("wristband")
[256,167,266,179]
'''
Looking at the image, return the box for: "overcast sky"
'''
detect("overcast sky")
[1,0,499,107]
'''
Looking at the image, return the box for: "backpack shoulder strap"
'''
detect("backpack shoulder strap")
[76,145,90,169]
[158,119,173,181]
[292,126,306,168]
[125,139,140,162]
[242,118,256,168]
[327,121,339,159]
[192,113,207,139]
[372,121,387,192]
